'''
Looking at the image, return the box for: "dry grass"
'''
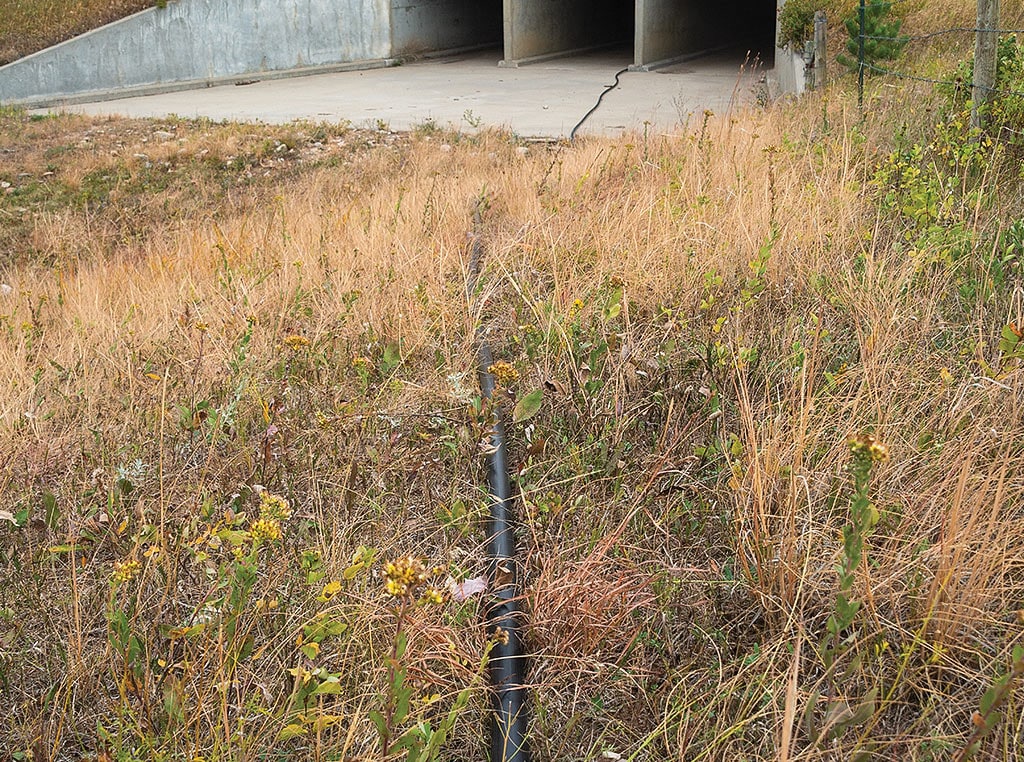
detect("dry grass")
[3,51,1024,762]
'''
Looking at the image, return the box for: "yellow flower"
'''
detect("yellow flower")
[419,587,444,606]
[111,558,141,584]
[849,434,890,464]
[383,555,428,598]
[283,334,309,351]
[259,492,292,521]
[250,517,283,543]
[868,441,889,462]
[488,360,519,387]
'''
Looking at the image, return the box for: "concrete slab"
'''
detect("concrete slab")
[45,48,764,139]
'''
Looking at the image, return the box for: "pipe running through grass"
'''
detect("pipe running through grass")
[467,202,530,762]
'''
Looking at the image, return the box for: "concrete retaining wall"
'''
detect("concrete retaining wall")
[0,0,391,106]
[773,45,807,94]
[391,0,501,56]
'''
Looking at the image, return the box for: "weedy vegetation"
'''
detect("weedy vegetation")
[3,2,1024,760]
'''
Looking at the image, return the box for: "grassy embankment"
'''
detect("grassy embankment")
[3,1,1024,760]
[0,0,152,65]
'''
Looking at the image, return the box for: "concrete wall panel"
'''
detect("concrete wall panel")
[391,0,501,56]
[0,0,391,106]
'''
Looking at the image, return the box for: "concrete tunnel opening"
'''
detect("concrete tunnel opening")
[499,0,777,70]
[390,0,504,58]
[501,0,634,66]
[730,0,778,67]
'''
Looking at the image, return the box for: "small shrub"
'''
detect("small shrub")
[943,35,1024,142]
[778,0,823,49]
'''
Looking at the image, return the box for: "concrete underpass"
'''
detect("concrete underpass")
[501,0,777,69]
[1,0,789,122]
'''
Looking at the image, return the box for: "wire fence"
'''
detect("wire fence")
[835,0,1024,110]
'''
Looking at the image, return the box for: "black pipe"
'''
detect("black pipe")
[468,217,530,762]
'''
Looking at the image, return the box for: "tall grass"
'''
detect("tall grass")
[2,79,1024,761]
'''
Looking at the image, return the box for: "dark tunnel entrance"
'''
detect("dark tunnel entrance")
[634,0,777,69]
[735,0,779,67]
[502,0,635,66]
[390,0,503,58]
[500,0,778,70]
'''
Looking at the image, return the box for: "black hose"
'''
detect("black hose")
[468,213,530,762]
[569,66,630,141]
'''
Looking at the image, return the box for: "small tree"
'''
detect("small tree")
[837,0,908,74]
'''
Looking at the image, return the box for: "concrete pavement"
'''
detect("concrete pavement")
[46,48,765,138]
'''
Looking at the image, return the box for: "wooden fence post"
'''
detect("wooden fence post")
[813,11,828,90]
[973,0,1001,130]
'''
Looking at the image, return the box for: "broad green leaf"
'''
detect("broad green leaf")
[979,684,1002,715]
[382,342,401,372]
[395,686,411,725]
[163,680,184,725]
[369,709,387,740]
[847,688,877,725]
[42,492,60,530]
[312,677,344,695]
[164,622,207,640]
[513,389,544,423]
[216,528,249,547]
[999,324,1022,355]
[342,563,362,580]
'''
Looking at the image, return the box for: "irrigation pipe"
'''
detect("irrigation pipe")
[467,206,530,762]
[464,60,631,752]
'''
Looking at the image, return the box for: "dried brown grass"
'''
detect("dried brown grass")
[1,75,1024,761]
